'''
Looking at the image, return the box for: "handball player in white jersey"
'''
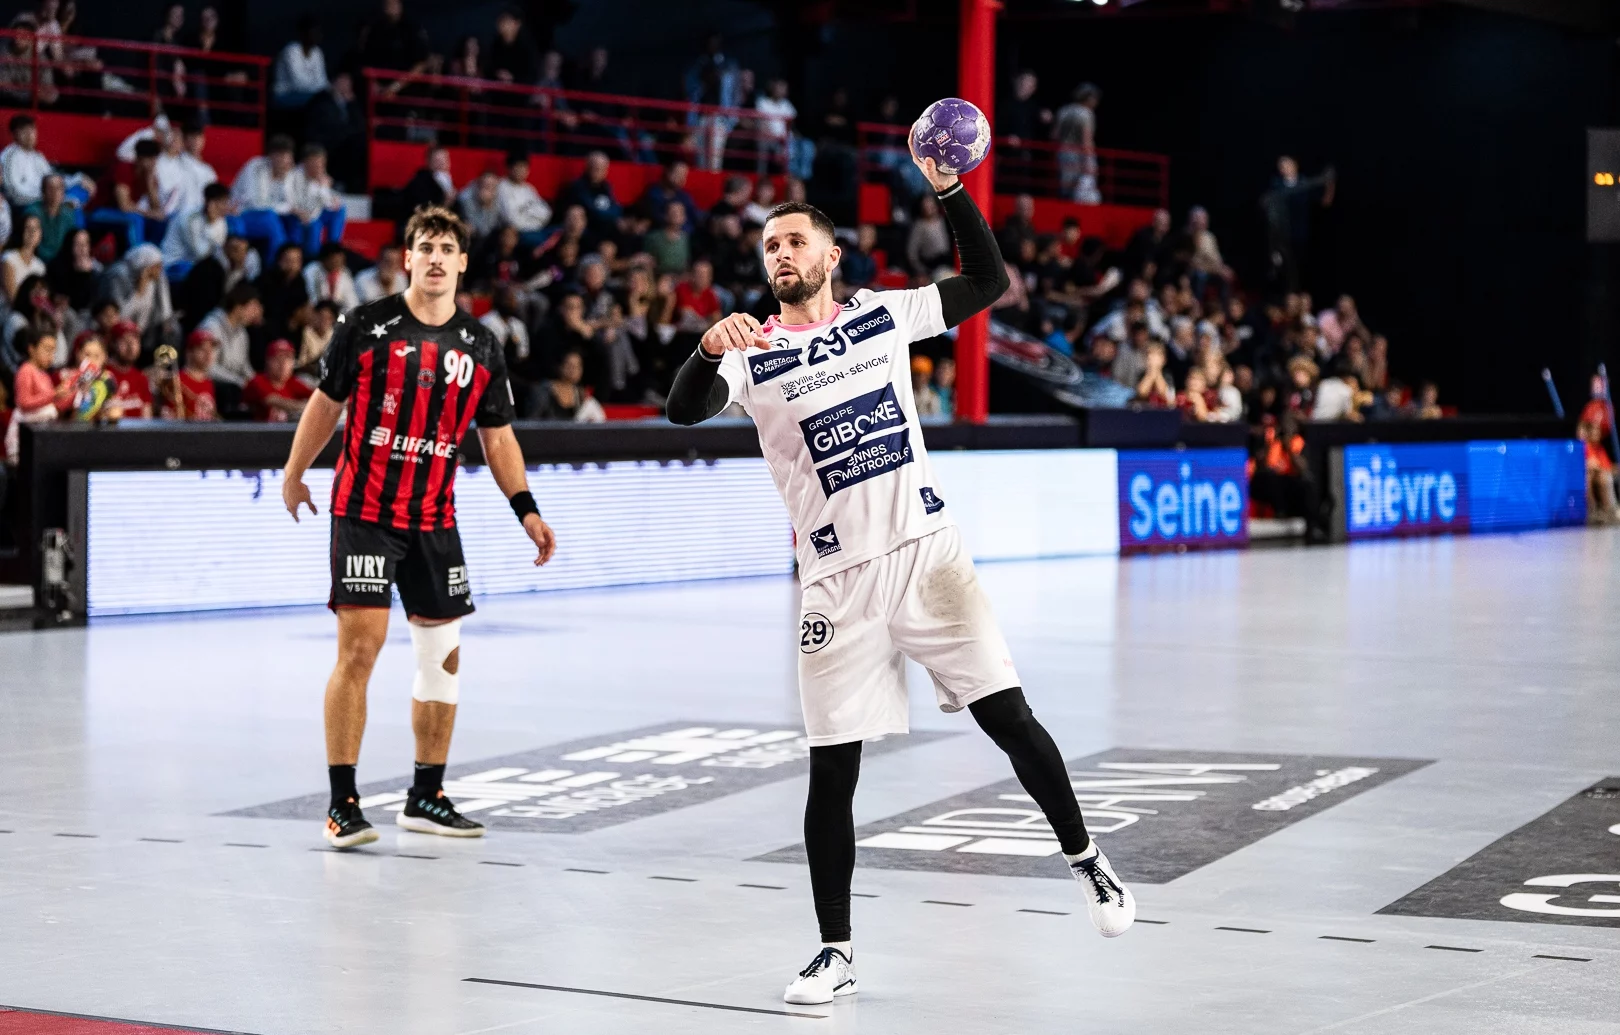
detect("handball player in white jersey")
[667,140,1135,1005]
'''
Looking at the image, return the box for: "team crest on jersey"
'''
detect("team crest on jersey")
[842,305,894,345]
[800,384,906,464]
[418,366,436,388]
[750,347,804,385]
[920,486,946,514]
[809,523,842,558]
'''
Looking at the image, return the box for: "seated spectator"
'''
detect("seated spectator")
[742,179,777,228]
[230,135,299,259]
[907,194,952,277]
[257,242,309,345]
[1125,208,1171,281]
[114,114,170,164]
[639,161,700,233]
[219,234,261,295]
[1,113,93,210]
[156,121,217,220]
[709,175,751,221]
[1416,380,1442,419]
[497,153,553,249]
[839,224,879,289]
[643,202,692,277]
[4,326,63,465]
[712,217,767,311]
[531,349,605,422]
[997,193,1037,260]
[575,256,639,398]
[488,5,540,87]
[241,339,312,422]
[288,144,346,255]
[355,243,405,304]
[104,321,152,420]
[102,244,177,353]
[402,144,455,216]
[912,355,942,417]
[1178,367,1213,422]
[480,284,531,372]
[1185,206,1233,300]
[1578,374,1619,523]
[1135,341,1174,408]
[303,242,358,312]
[92,138,165,249]
[46,227,101,316]
[303,72,364,191]
[272,15,328,111]
[557,152,622,243]
[457,171,502,247]
[2,274,58,371]
[675,259,722,333]
[2,213,46,303]
[157,329,219,421]
[1286,356,1318,415]
[933,355,956,417]
[197,283,262,386]
[296,299,338,374]
[161,181,231,277]
[55,333,117,424]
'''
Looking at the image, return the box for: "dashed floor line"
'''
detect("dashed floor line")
[1425,944,1483,953]
[479,860,523,868]
[922,900,973,908]
[1216,926,1271,934]
[649,875,698,883]
[1320,936,1376,944]
[1532,954,1591,962]
[223,843,268,849]
[739,883,786,890]
[139,837,183,844]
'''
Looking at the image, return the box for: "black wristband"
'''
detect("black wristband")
[509,490,540,522]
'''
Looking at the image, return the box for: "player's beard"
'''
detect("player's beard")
[771,262,827,306]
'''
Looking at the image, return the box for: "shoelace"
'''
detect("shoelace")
[798,948,840,979]
[1072,856,1121,905]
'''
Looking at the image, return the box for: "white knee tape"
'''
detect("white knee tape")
[409,619,461,705]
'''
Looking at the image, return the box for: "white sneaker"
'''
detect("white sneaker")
[783,947,857,1005]
[1070,844,1135,937]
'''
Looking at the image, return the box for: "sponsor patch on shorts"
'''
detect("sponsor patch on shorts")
[809,523,841,558]
[816,428,914,496]
[920,486,946,514]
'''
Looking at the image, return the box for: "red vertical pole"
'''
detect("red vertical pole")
[956,0,998,425]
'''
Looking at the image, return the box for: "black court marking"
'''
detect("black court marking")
[1426,944,1483,953]
[755,748,1431,882]
[1533,954,1592,962]
[850,892,879,898]
[1216,926,1270,934]
[480,860,523,867]
[394,853,439,860]
[1136,919,1170,925]
[1381,776,1620,929]
[649,875,697,882]
[223,843,268,848]
[566,867,608,874]
[226,721,953,835]
[1320,935,1376,943]
[922,900,973,907]
[1018,908,1069,916]
[463,977,826,1020]
[739,883,786,890]
[53,833,96,839]
[0,1003,264,1034]
[140,837,183,843]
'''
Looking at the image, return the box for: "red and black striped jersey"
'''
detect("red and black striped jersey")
[319,294,515,531]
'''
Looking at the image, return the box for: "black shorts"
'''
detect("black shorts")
[328,516,477,619]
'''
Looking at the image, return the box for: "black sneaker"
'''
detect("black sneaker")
[324,797,380,850]
[396,790,486,838]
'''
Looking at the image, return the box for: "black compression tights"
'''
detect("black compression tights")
[804,687,1090,942]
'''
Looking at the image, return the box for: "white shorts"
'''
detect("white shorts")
[797,526,1021,747]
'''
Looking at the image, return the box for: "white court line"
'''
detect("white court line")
[1290,962,1556,1034]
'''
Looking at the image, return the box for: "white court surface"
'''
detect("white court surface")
[2,530,1620,1034]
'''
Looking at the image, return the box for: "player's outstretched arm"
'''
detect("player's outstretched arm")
[478,423,557,566]
[909,140,1010,329]
[666,312,770,426]
[281,390,345,522]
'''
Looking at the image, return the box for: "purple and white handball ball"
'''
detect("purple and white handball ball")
[911,97,992,176]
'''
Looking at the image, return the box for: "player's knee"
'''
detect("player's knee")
[969,686,1034,741]
[336,626,387,674]
[409,619,461,705]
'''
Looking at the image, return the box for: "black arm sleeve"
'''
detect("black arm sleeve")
[934,183,1011,329]
[666,347,733,426]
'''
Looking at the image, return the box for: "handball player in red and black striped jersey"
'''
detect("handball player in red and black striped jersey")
[280,205,557,850]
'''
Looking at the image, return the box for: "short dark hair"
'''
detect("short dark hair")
[315,299,341,316]
[182,117,205,136]
[225,282,261,307]
[134,139,162,159]
[763,201,836,243]
[505,149,530,168]
[300,142,326,161]
[266,134,296,156]
[403,204,470,252]
[274,241,303,263]
[8,113,34,135]
[203,182,230,205]
[318,241,345,261]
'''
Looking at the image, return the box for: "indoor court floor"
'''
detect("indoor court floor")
[2,530,1619,1034]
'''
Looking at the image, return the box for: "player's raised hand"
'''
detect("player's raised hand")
[523,513,557,567]
[283,476,317,522]
[909,133,960,193]
[700,312,773,357]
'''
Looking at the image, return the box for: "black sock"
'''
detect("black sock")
[412,762,446,797]
[328,764,358,807]
[969,688,1091,856]
[804,741,863,943]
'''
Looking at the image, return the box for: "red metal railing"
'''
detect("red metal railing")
[363,68,793,174]
[0,28,269,127]
[857,121,1169,209]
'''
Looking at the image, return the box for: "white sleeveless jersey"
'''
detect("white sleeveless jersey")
[717,285,954,585]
